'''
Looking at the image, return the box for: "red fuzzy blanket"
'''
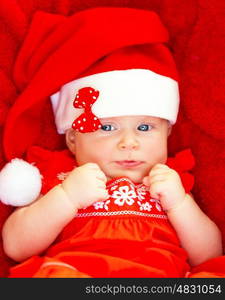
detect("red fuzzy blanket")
[0,0,225,277]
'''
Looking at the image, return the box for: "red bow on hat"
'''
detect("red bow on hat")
[72,87,102,133]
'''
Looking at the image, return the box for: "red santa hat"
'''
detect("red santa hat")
[3,6,179,160]
[0,7,180,206]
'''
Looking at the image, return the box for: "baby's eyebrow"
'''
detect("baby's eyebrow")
[139,117,156,122]
[99,118,115,122]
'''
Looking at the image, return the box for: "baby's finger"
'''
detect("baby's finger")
[85,162,101,170]
[95,171,107,183]
[150,167,171,177]
[149,174,167,184]
[150,169,171,179]
[98,189,109,200]
[149,182,163,200]
[142,176,150,187]
[151,164,170,172]
[97,181,107,189]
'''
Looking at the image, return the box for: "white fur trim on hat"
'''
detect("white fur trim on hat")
[51,69,180,134]
[0,159,42,206]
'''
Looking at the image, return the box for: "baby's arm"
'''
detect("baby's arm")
[143,165,223,266]
[2,163,108,262]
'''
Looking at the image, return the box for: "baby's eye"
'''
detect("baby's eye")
[137,124,153,131]
[101,124,116,131]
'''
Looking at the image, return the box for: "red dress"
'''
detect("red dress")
[8,147,222,278]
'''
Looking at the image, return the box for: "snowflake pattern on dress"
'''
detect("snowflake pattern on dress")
[150,198,162,211]
[111,185,136,206]
[110,185,118,191]
[93,200,110,211]
[137,201,152,211]
[136,186,147,201]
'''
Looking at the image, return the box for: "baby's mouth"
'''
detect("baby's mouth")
[115,160,143,168]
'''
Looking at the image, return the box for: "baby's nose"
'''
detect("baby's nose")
[118,133,139,150]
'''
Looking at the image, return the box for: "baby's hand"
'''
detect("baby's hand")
[61,163,108,210]
[143,164,186,212]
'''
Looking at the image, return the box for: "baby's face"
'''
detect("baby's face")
[66,115,171,183]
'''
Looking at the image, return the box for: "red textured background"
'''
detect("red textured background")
[0,0,225,277]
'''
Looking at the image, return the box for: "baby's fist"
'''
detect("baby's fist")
[143,164,186,211]
[62,163,109,210]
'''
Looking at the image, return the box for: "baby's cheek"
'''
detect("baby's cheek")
[156,145,168,163]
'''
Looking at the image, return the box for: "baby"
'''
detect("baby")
[1,7,222,277]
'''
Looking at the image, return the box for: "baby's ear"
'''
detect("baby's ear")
[65,128,76,151]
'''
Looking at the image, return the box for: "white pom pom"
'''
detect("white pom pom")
[0,159,42,206]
